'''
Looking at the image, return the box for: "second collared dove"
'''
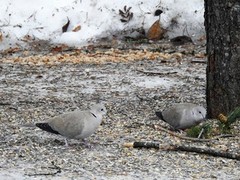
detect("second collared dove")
[36,103,107,146]
[155,103,206,130]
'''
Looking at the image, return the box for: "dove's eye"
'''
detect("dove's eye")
[101,108,104,111]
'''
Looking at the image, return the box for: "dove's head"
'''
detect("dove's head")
[192,106,206,123]
[91,103,107,116]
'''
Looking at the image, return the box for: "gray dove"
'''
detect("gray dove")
[155,103,206,130]
[36,103,107,146]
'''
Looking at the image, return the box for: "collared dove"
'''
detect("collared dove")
[155,103,206,130]
[36,103,107,146]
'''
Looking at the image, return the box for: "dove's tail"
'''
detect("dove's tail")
[155,111,165,121]
[36,123,60,135]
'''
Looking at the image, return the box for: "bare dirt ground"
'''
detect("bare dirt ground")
[0,40,239,179]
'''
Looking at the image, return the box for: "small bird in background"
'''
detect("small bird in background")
[155,103,206,130]
[36,103,107,146]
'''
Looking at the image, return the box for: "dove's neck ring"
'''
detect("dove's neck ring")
[91,112,97,118]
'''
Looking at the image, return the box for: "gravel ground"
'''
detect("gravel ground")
[0,41,239,179]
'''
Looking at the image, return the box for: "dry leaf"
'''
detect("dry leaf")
[62,17,70,33]
[147,20,165,40]
[72,25,81,32]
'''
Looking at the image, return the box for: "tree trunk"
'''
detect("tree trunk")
[205,0,240,118]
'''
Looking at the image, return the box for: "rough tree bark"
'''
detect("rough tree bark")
[205,0,240,118]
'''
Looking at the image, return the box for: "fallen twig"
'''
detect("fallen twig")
[123,142,240,160]
[191,59,207,63]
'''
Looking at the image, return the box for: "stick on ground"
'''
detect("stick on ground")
[123,142,240,161]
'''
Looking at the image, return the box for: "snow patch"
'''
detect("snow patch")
[0,0,204,50]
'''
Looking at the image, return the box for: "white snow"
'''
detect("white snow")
[0,0,204,50]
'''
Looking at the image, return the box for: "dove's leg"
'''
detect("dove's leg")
[80,139,93,148]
